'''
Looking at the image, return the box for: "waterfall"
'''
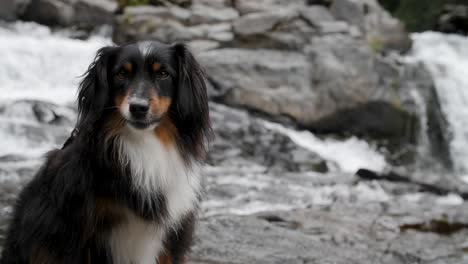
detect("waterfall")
[410,32,468,178]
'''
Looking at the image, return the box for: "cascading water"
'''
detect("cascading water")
[410,32,468,179]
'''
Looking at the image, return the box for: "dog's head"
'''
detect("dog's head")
[77,41,211,159]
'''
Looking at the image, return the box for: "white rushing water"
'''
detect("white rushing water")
[410,32,468,176]
[0,22,111,104]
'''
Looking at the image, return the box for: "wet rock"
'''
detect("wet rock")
[437,4,468,35]
[330,0,411,52]
[232,8,316,50]
[199,49,315,124]
[113,5,233,44]
[233,10,290,36]
[234,0,305,15]
[189,4,239,25]
[0,0,30,21]
[299,5,335,26]
[22,0,117,29]
[208,103,327,173]
[191,202,468,263]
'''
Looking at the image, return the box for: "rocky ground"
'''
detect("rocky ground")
[1,0,468,263]
[0,100,467,263]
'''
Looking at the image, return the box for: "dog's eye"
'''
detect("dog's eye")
[116,69,128,80]
[155,70,169,79]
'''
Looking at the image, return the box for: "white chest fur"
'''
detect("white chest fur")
[110,127,201,264]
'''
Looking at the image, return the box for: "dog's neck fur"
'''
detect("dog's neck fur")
[108,125,201,264]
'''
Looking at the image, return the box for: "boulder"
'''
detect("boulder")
[232,8,316,50]
[191,203,468,263]
[22,0,117,29]
[199,49,315,124]
[189,4,239,25]
[0,0,30,21]
[113,5,232,44]
[437,4,468,35]
[209,103,328,173]
[199,34,449,166]
[330,0,412,52]
[234,0,305,15]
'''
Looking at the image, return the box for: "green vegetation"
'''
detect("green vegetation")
[378,0,467,32]
[368,37,384,53]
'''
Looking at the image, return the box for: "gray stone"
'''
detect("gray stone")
[0,0,30,21]
[190,202,468,264]
[22,0,117,28]
[235,0,305,15]
[73,0,118,28]
[23,0,75,26]
[299,5,335,26]
[317,21,350,34]
[189,4,239,25]
[192,0,231,8]
[232,9,316,49]
[330,0,411,52]
[233,10,293,36]
[199,49,316,124]
[188,39,220,53]
[208,103,327,173]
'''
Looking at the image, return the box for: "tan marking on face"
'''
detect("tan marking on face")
[158,253,173,264]
[149,95,172,117]
[104,112,126,143]
[154,117,176,148]
[106,92,130,142]
[123,62,132,73]
[152,62,162,72]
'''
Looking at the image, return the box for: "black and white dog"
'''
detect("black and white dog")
[0,41,212,264]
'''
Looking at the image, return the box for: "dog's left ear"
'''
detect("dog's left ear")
[173,43,209,123]
[172,43,212,157]
[77,46,116,132]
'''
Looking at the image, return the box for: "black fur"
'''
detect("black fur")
[0,41,212,264]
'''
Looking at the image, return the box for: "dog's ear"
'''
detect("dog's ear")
[172,43,212,158]
[173,44,209,122]
[77,46,116,132]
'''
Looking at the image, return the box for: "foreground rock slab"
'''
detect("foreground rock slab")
[191,203,468,264]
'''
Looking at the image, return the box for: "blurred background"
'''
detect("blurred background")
[1,0,468,263]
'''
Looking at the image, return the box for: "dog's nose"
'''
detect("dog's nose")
[129,102,149,118]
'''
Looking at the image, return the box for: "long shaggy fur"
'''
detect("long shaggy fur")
[0,41,212,264]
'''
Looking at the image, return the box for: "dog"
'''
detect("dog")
[0,41,212,264]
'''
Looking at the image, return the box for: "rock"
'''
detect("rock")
[437,4,468,35]
[316,21,350,34]
[234,0,305,15]
[71,0,118,29]
[189,4,239,25]
[23,0,75,26]
[113,8,196,43]
[208,103,327,173]
[22,0,117,29]
[199,34,448,167]
[330,0,411,52]
[188,39,220,53]
[192,0,231,8]
[299,5,335,26]
[113,6,233,44]
[233,10,293,36]
[0,0,30,21]
[191,203,468,263]
[232,9,316,49]
[199,49,316,124]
